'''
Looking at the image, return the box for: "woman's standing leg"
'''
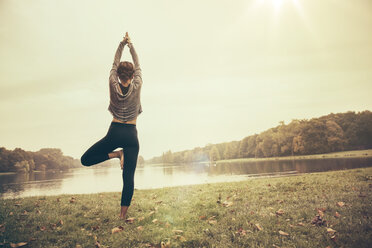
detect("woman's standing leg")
[119,127,139,219]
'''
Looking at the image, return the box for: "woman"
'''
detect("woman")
[80,32,142,219]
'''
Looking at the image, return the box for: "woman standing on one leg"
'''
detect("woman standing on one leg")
[80,32,143,219]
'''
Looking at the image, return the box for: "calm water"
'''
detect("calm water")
[1,157,372,199]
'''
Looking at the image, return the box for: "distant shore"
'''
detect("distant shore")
[0,169,68,175]
[213,149,372,164]
[0,167,371,247]
[146,149,372,166]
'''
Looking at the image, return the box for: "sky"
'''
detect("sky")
[0,0,371,160]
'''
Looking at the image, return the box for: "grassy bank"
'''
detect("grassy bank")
[1,168,372,248]
[217,149,372,164]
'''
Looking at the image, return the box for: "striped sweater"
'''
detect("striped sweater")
[108,41,143,122]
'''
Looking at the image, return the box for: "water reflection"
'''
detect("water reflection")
[1,157,371,199]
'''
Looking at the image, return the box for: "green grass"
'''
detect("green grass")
[1,168,372,248]
[217,149,372,164]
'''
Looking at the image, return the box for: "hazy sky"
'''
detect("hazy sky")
[1,0,371,160]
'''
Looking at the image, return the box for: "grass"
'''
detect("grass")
[217,149,372,164]
[1,168,372,248]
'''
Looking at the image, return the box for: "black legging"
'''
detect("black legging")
[80,122,139,206]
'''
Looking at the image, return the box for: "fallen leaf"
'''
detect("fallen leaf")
[137,226,144,231]
[317,207,327,212]
[317,210,324,217]
[272,245,280,248]
[95,240,101,248]
[326,228,337,235]
[334,212,341,218]
[36,210,41,214]
[152,219,159,224]
[222,201,233,207]
[311,215,326,226]
[76,245,82,248]
[336,202,345,207]
[279,230,289,236]
[91,225,100,231]
[255,223,263,231]
[56,198,60,202]
[50,223,57,230]
[145,243,159,248]
[297,222,305,226]
[155,200,163,204]
[111,226,124,234]
[276,209,285,216]
[58,219,64,226]
[125,217,135,224]
[172,229,184,234]
[148,211,156,216]
[161,240,171,248]
[199,215,207,220]
[10,242,28,248]
[173,235,186,241]
[38,226,46,231]
[235,228,248,236]
[138,216,145,221]
[9,212,13,216]
[208,220,217,225]
[164,222,171,228]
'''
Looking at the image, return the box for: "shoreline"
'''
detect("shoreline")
[146,149,372,166]
[213,149,372,164]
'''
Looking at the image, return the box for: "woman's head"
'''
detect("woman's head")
[117,61,134,83]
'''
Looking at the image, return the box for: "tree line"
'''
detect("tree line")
[0,146,146,173]
[148,111,372,164]
[0,148,83,173]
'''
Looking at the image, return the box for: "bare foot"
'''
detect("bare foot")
[119,149,124,170]
[119,206,128,219]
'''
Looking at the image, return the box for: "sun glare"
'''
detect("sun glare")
[258,0,300,13]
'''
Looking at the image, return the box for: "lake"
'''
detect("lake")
[1,156,372,199]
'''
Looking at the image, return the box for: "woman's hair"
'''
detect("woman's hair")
[117,61,134,82]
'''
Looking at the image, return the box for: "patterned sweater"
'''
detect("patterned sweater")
[108,41,142,122]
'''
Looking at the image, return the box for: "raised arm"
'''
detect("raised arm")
[128,43,140,70]
[127,41,142,83]
[111,40,126,72]
[109,35,128,90]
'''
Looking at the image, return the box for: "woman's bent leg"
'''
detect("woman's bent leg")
[80,134,117,166]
